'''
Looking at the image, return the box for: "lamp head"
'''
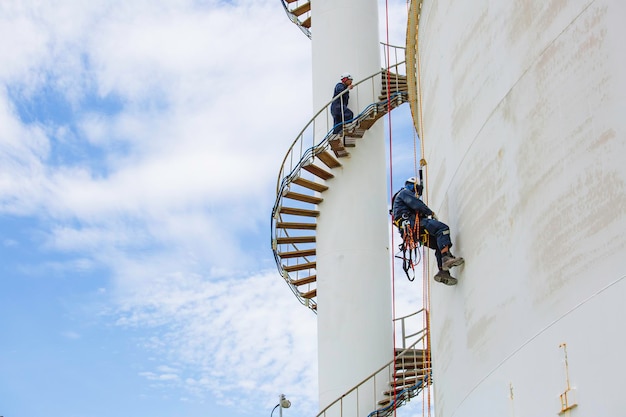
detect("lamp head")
[279,394,291,409]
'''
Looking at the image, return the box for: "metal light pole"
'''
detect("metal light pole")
[278,393,291,417]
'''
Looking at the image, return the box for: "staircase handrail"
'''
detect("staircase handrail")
[393,308,427,349]
[380,43,406,72]
[274,82,405,201]
[273,42,405,195]
[273,61,406,196]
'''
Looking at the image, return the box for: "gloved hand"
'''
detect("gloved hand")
[431,212,438,220]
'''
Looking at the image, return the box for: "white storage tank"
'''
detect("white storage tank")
[413,1,626,415]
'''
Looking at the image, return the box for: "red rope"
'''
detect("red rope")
[383,1,399,416]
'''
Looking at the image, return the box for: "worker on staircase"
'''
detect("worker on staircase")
[331,72,354,134]
[392,177,464,285]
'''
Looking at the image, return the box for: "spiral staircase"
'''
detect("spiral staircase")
[271,62,408,312]
[274,2,431,416]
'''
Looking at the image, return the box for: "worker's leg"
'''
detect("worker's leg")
[332,112,342,133]
[344,108,354,122]
[420,218,452,252]
[422,233,442,269]
[424,232,457,285]
[421,218,464,270]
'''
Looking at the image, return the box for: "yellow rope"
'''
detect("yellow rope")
[408,1,433,416]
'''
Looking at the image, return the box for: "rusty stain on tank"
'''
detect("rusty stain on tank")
[466,313,496,354]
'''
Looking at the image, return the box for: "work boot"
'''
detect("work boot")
[442,253,464,271]
[434,270,458,286]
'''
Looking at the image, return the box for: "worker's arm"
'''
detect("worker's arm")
[333,83,347,98]
[398,191,433,218]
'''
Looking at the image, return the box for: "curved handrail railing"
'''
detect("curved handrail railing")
[274,65,406,194]
[280,0,311,39]
[393,308,427,349]
[316,309,431,417]
[380,43,406,75]
[274,43,405,195]
[274,71,404,197]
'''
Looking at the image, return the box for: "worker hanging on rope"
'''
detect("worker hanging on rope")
[391,177,464,285]
[331,72,354,134]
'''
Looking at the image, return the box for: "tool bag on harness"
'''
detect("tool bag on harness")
[393,214,421,281]
[390,168,428,280]
[391,212,429,281]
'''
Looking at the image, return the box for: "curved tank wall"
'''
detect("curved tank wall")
[415,1,626,416]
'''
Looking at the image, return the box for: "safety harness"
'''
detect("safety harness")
[390,169,428,281]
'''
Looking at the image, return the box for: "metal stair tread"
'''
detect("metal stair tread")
[276,235,316,244]
[278,206,320,217]
[395,355,427,364]
[395,369,429,378]
[290,275,316,286]
[394,362,425,370]
[276,221,317,230]
[291,1,310,16]
[284,190,323,204]
[278,248,316,258]
[343,137,357,147]
[303,163,334,180]
[344,129,365,138]
[301,288,316,299]
[392,375,428,387]
[293,177,328,192]
[316,150,342,168]
[329,138,349,157]
[283,261,316,272]
[395,348,427,354]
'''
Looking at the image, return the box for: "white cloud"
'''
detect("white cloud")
[3,238,18,247]
[0,0,310,268]
[114,270,318,414]
[140,371,180,382]
[61,330,81,339]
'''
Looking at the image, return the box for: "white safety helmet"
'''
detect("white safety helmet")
[405,176,418,185]
[340,72,353,80]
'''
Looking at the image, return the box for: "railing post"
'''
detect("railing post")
[401,317,407,350]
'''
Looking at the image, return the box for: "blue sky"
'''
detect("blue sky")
[0,1,425,416]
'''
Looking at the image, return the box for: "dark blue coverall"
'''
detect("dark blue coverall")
[392,183,453,270]
[331,82,354,133]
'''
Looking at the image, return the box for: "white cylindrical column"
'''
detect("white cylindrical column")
[312,0,394,411]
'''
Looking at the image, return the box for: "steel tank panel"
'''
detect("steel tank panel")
[416,0,626,415]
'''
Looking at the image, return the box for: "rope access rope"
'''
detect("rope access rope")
[382,2,400,416]
[412,0,433,414]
